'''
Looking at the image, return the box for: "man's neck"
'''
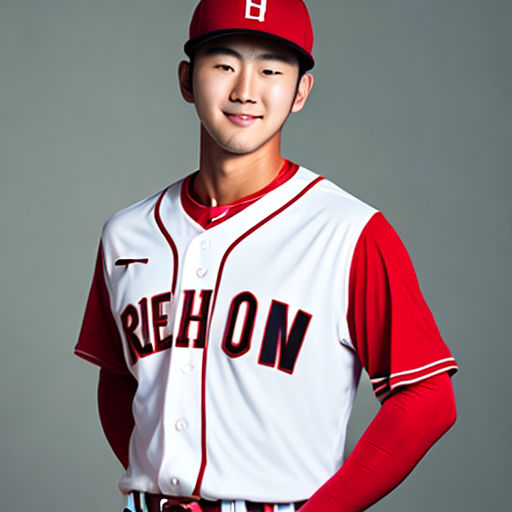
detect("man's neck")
[192,127,284,206]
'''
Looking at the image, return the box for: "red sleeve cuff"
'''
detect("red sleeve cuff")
[371,356,458,401]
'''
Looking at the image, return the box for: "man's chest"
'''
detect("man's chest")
[105,214,343,375]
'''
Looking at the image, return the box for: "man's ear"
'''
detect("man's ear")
[178,60,194,104]
[291,73,315,113]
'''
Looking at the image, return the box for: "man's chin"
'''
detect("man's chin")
[217,140,264,156]
[204,126,282,156]
[217,132,282,156]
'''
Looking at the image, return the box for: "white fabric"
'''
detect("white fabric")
[100,167,376,501]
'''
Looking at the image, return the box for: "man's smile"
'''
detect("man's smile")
[224,112,263,127]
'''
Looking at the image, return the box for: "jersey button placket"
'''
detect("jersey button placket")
[161,236,218,495]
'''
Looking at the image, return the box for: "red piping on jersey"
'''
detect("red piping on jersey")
[154,188,179,297]
[192,176,325,496]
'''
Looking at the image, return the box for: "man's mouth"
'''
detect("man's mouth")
[224,113,263,126]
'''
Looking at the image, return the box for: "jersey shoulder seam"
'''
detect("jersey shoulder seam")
[100,179,185,239]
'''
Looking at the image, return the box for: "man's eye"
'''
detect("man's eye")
[262,69,282,76]
[216,64,234,72]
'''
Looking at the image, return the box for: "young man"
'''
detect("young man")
[75,1,458,511]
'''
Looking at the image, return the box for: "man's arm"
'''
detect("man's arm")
[299,371,456,511]
[97,368,137,470]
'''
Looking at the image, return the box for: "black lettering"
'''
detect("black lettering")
[152,292,173,351]
[176,290,213,348]
[258,300,312,374]
[222,292,258,357]
[121,303,152,363]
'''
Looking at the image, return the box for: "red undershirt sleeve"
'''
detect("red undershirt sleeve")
[98,368,137,470]
[298,372,457,512]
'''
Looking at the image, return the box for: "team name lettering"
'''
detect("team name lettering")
[121,289,312,374]
[258,300,312,374]
[176,289,212,348]
[222,292,258,358]
[121,292,173,364]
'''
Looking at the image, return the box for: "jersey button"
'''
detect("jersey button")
[175,420,187,432]
[201,240,211,250]
[196,267,207,278]
[170,477,179,486]
[181,364,194,374]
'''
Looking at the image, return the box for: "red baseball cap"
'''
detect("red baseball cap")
[184,0,315,70]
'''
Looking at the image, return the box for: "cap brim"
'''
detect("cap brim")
[184,28,314,70]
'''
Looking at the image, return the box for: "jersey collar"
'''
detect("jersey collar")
[180,160,299,230]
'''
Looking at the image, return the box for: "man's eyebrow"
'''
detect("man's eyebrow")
[203,47,242,59]
[256,53,295,65]
[203,46,294,65]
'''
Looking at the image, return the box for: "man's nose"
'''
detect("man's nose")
[229,68,257,104]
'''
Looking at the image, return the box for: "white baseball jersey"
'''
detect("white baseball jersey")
[75,163,458,502]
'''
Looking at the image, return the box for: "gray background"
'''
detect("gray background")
[1,0,510,510]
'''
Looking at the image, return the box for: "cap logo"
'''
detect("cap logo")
[245,0,268,22]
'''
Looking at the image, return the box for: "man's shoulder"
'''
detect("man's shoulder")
[100,177,185,241]
[296,166,379,222]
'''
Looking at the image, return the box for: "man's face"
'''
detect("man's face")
[184,35,308,155]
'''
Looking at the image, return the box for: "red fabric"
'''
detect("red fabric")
[181,159,299,230]
[347,212,458,401]
[98,368,137,469]
[186,0,315,68]
[74,243,129,375]
[298,371,457,512]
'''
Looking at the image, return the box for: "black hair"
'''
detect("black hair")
[297,58,309,83]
